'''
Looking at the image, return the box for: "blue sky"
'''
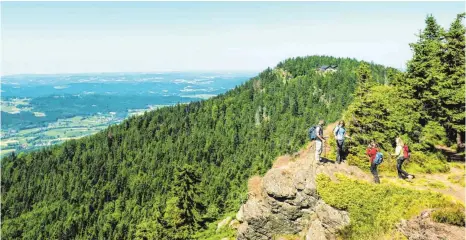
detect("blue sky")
[1,1,464,75]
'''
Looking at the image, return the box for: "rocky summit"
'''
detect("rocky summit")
[236,144,368,239]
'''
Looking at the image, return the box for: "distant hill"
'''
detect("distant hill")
[1,55,390,239]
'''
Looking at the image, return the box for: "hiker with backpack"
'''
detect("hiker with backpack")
[391,137,414,180]
[333,120,350,164]
[366,141,381,184]
[309,120,325,163]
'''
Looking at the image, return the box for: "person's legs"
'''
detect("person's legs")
[370,162,380,183]
[336,140,344,164]
[396,157,404,178]
[315,140,322,162]
[335,140,340,163]
[397,157,410,179]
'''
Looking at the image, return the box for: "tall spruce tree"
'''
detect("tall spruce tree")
[346,63,375,147]
[355,62,374,99]
[162,164,206,239]
[405,15,445,124]
[441,13,466,146]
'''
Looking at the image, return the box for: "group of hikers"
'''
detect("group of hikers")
[309,120,415,184]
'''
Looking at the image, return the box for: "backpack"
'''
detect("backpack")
[374,152,384,165]
[308,126,317,141]
[403,145,410,159]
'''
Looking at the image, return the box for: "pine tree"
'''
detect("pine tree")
[162,164,206,239]
[387,67,406,88]
[346,62,375,147]
[355,62,373,99]
[440,13,466,146]
[405,15,445,124]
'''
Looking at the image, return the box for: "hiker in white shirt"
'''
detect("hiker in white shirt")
[391,137,414,180]
[315,120,325,163]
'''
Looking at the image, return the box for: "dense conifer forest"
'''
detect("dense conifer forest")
[1,56,389,239]
[1,13,464,239]
[343,14,465,171]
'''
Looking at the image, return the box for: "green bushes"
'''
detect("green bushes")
[316,173,464,240]
[404,152,450,174]
[447,173,465,187]
[344,148,449,175]
[432,205,465,227]
[193,213,237,240]
[416,122,448,151]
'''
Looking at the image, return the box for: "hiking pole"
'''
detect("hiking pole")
[324,139,327,159]
[323,136,328,160]
[326,138,329,160]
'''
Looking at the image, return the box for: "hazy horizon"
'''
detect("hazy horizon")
[2,1,464,76]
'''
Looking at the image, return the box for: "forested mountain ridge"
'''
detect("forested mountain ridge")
[342,13,465,171]
[231,14,465,240]
[3,12,464,240]
[1,56,390,239]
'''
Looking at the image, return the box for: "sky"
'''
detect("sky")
[1,1,464,76]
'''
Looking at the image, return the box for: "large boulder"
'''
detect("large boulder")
[263,168,297,199]
[306,219,328,240]
[397,210,466,240]
[237,165,350,240]
[242,199,271,222]
[315,201,350,233]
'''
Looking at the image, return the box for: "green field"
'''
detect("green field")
[1,98,31,114]
[1,108,152,158]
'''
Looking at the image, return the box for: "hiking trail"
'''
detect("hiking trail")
[233,122,465,240]
[321,122,465,204]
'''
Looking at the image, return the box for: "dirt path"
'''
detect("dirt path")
[321,122,466,204]
[257,122,465,205]
[242,121,465,240]
[382,167,465,204]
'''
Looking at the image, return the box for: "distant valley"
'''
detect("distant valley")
[0,72,255,156]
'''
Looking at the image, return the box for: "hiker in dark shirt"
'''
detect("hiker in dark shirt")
[366,141,380,184]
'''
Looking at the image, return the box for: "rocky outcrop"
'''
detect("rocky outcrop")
[237,144,354,240]
[397,210,465,240]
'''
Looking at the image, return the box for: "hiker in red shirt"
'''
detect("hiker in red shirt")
[366,141,380,184]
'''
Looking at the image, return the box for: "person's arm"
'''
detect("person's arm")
[344,129,351,139]
[397,146,403,157]
[367,149,372,163]
[371,148,378,162]
[393,146,401,157]
[318,134,325,142]
[391,147,397,156]
[317,127,325,142]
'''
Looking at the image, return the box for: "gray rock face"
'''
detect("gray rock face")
[315,201,350,233]
[396,210,466,240]
[263,168,297,199]
[237,163,350,240]
[306,219,327,240]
